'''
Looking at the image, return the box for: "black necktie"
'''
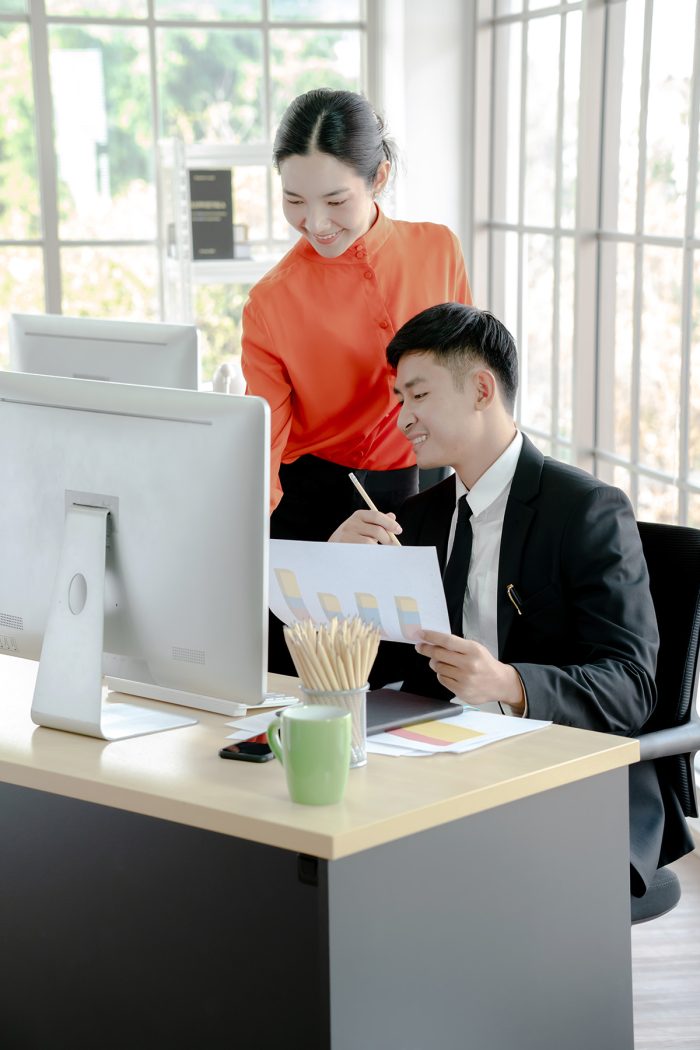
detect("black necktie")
[443,494,472,636]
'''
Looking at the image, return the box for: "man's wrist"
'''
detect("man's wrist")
[500,665,527,716]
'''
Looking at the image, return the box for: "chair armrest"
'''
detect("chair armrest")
[637,721,700,761]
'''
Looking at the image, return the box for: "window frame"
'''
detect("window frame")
[474,0,700,526]
[2,0,373,321]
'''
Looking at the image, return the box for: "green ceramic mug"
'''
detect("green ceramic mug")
[267,704,351,806]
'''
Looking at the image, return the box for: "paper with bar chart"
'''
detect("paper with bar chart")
[269,539,450,643]
[366,708,552,757]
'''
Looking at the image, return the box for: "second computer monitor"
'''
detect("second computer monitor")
[9,312,199,389]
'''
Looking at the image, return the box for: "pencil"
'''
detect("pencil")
[348,472,401,546]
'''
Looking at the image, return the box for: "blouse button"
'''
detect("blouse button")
[379,320,389,329]
[364,270,373,279]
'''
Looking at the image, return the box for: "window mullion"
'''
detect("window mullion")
[629,0,655,513]
[365,0,382,112]
[678,0,700,525]
[147,0,165,319]
[571,0,605,475]
[261,0,274,250]
[515,14,528,427]
[28,0,61,313]
[595,1,625,483]
[551,11,567,457]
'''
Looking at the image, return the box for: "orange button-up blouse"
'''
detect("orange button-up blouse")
[241,207,472,510]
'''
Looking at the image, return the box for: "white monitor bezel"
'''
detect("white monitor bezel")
[9,312,200,390]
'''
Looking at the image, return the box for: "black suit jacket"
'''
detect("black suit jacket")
[370,435,693,893]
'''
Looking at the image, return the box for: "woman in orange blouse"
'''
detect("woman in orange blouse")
[241,89,471,668]
[242,88,471,534]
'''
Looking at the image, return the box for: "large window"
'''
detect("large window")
[0,0,368,376]
[474,0,700,528]
[597,0,700,526]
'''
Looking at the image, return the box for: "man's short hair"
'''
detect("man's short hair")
[386,302,519,411]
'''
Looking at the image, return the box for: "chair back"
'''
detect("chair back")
[637,521,700,817]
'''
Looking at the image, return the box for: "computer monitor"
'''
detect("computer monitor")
[9,313,199,389]
[0,371,269,740]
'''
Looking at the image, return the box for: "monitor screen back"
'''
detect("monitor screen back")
[9,313,199,390]
[0,371,269,707]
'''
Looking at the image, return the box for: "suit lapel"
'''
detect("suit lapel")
[497,436,544,655]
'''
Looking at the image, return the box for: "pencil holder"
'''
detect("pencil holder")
[300,683,369,768]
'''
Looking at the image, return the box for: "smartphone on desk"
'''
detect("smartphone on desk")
[219,740,274,763]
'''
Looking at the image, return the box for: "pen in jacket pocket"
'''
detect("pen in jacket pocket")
[506,583,523,615]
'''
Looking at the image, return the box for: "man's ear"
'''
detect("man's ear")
[473,369,497,410]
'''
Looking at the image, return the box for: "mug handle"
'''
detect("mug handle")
[267,716,284,764]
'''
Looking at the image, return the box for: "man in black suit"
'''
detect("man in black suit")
[331,302,693,896]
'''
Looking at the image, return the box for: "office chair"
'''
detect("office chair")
[631,521,700,923]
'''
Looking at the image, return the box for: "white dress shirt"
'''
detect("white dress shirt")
[445,430,523,713]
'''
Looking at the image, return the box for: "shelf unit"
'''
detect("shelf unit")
[158,138,294,324]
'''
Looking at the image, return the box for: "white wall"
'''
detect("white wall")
[378,0,472,254]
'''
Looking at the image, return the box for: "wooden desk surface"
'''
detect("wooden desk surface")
[0,656,638,859]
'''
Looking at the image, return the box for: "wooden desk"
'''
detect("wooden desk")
[0,657,638,1050]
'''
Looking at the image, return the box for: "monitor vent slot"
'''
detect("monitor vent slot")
[0,613,23,631]
[172,645,205,665]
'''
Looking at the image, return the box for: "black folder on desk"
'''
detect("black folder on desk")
[366,689,462,735]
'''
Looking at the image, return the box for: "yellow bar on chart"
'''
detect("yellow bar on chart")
[319,593,343,618]
[275,568,312,620]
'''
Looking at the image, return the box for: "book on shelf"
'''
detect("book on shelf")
[189,169,234,260]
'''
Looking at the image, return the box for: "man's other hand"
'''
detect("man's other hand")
[415,630,526,715]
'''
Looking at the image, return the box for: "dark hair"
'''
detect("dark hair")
[386,303,519,411]
[272,88,397,187]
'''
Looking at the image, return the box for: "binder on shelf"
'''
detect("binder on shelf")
[189,169,234,260]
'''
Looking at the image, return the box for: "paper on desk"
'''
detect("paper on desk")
[225,711,283,740]
[365,740,433,757]
[366,709,551,757]
[269,539,450,643]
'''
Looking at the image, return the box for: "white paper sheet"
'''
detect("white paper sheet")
[225,710,283,740]
[269,539,450,643]
[364,740,433,757]
[366,709,551,756]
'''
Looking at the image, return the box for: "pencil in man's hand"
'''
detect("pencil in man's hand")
[348,472,402,546]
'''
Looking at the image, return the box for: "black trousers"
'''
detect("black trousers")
[268,455,418,674]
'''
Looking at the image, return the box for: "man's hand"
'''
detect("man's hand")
[415,630,526,715]
[329,509,403,545]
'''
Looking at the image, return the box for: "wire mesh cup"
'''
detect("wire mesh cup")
[300,683,369,768]
[283,617,380,771]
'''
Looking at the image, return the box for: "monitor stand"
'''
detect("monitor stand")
[104,676,247,719]
[31,504,196,740]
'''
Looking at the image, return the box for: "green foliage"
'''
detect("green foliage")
[194,282,247,380]
[0,247,45,368]
[61,246,158,320]
[159,29,263,142]
[0,25,41,239]
[269,30,360,126]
